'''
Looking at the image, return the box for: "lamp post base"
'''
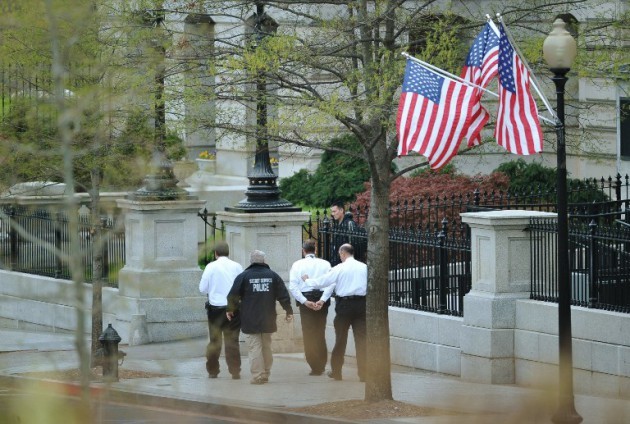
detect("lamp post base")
[226,202,301,213]
[128,166,191,201]
[551,398,583,424]
[226,176,300,213]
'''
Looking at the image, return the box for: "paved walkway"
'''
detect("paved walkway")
[1,328,628,423]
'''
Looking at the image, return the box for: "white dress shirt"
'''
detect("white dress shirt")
[304,256,367,297]
[289,254,334,304]
[199,256,244,307]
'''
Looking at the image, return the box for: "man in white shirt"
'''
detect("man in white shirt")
[199,241,244,379]
[289,239,333,376]
[302,243,367,382]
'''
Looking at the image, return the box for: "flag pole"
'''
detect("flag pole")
[496,14,558,122]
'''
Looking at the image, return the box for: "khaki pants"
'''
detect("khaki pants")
[246,333,273,380]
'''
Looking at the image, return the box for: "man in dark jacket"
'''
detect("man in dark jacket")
[227,250,293,385]
[329,200,356,266]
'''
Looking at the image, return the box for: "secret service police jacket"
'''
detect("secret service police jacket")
[227,262,293,334]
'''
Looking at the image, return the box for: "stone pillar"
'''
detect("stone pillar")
[216,210,310,352]
[460,210,556,383]
[115,199,206,345]
[182,13,216,159]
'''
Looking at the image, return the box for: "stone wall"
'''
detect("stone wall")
[320,298,630,399]
[1,268,630,398]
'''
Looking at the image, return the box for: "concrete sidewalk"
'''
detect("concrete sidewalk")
[1,328,628,423]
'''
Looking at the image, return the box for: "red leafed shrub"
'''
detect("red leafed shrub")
[355,171,510,206]
[352,171,510,228]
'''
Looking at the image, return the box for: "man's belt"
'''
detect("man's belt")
[335,295,366,300]
[205,301,227,311]
[298,290,327,306]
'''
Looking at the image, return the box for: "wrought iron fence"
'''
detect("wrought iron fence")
[530,217,630,313]
[303,174,629,235]
[197,208,225,268]
[387,220,471,316]
[313,215,470,316]
[4,174,630,313]
[1,64,57,124]
[304,174,630,315]
[0,206,124,286]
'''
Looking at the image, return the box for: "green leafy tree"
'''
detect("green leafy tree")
[309,134,371,206]
[280,134,370,207]
[279,169,312,205]
[494,159,557,194]
[495,159,608,203]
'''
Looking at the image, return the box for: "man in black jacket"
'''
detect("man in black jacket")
[329,200,356,266]
[227,250,293,385]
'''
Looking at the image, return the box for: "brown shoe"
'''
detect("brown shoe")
[250,376,267,385]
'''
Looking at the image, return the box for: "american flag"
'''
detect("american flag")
[396,59,475,170]
[494,23,542,155]
[460,22,500,147]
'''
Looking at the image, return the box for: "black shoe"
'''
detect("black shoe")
[232,374,240,380]
[208,374,218,379]
[327,371,342,381]
[309,370,324,376]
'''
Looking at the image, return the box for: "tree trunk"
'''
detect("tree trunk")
[364,137,393,402]
[89,169,103,365]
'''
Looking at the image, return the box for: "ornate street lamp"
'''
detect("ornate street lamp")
[130,8,189,201]
[543,18,582,424]
[227,2,299,212]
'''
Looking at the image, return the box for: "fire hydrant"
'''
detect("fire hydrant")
[98,323,123,382]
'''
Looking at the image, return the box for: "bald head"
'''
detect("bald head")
[338,244,354,262]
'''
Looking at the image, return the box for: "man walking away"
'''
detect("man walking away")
[198,241,243,379]
[289,239,333,376]
[302,243,367,382]
[227,250,294,385]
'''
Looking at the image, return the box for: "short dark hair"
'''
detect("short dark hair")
[302,239,316,253]
[214,241,229,257]
[330,200,345,210]
[339,243,354,256]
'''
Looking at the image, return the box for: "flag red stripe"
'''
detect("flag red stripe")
[494,24,542,156]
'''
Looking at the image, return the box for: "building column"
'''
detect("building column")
[460,210,556,383]
[182,13,216,160]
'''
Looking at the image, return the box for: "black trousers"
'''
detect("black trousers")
[331,298,366,379]
[205,306,241,376]
[298,300,329,373]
